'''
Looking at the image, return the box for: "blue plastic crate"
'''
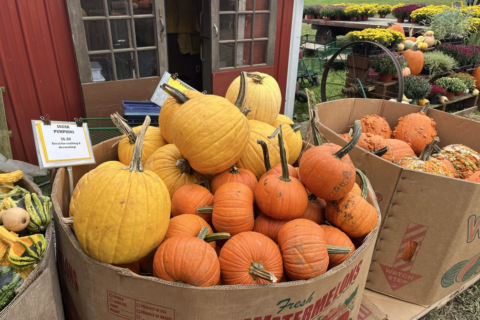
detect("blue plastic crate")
[122,101,161,116]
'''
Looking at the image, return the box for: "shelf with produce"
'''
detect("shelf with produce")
[429,93,478,112]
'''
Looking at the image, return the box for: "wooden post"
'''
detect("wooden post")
[0,87,13,159]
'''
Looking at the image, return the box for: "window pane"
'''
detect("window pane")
[237,14,252,40]
[133,0,153,15]
[135,18,156,47]
[89,54,113,82]
[254,13,269,38]
[80,0,105,16]
[237,42,251,66]
[253,41,267,64]
[238,0,253,11]
[108,0,130,16]
[115,52,135,79]
[220,0,236,11]
[110,19,132,49]
[84,20,109,51]
[255,0,269,10]
[219,43,235,68]
[138,50,157,77]
[219,15,235,41]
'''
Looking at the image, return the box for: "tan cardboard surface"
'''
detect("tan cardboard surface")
[315,99,480,307]
[0,172,64,319]
[52,137,381,320]
[357,295,387,320]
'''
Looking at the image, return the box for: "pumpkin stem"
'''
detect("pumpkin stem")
[249,261,278,283]
[419,137,440,161]
[161,83,190,103]
[291,123,302,133]
[334,120,361,159]
[197,206,214,214]
[257,140,272,172]
[308,193,317,202]
[433,144,442,154]
[195,176,211,192]
[355,169,369,200]
[242,107,252,117]
[175,159,193,175]
[196,227,209,240]
[306,89,323,146]
[372,146,390,157]
[269,125,290,182]
[110,112,136,144]
[246,72,264,84]
[229,166,241,174]
[127,116,150,172]
[327,245,352,255]
[420,105,429,113]
[235,71,248,111]
[204,232,231,242]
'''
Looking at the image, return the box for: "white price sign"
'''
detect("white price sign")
[32,120,96,169]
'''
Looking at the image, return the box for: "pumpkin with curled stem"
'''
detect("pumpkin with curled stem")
[219,231,283,285]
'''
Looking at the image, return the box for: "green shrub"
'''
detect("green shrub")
[403,75,432,100]
[423,51,458,77]
[435,77,467,93]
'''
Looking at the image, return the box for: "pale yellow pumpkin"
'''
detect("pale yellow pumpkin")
[237,120,289,179]
[69,161,124,217]
[74,117,171,264]
[158,85,203,144]
[225,72,281,125]
[144,144,203,199]
[112,113,167,166]
[170,95,249,174]
[424,36,435,47]
[272,118,302,165]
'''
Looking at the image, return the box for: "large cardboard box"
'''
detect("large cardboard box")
[0,172,64,319]
[313,98,480,307]
[52,138,381,320]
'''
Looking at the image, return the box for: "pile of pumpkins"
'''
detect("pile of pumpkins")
[69,74,378,287]
[0,170,51,311]
[339,107,480,182]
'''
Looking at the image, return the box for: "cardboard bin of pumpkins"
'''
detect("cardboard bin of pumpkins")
[312,97,480,308]
[51,73,381,320]
[0,170,63,319]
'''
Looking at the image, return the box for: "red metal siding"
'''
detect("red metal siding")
[0,0,84,164]
[212,0,294,114]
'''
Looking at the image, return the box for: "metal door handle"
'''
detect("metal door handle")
[213,24,219,38]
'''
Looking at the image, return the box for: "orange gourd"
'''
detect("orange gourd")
[360,115,392,139]
[255,125,308,220]
[153,228,220,287]
[171,183,214,222]
[435,144,480,179]
[219,231,283,285]
[388,23,405,36]
[405,37,416,41]
[399,139,453,177]
[402,46,424,75]
[320,225,355,268]
[473,67,480,90]
[211,166,257,194]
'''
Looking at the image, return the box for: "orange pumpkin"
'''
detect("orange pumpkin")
[381,139,416,162]
[298,194,325,224]
[255,125,308,220]
[153,229,220,287]
[356,133,387,152]
[300,121,361,201]
[466,171,480,183]
[388,23,405,36]
[393,106,437,155]
[320,225,355,269]
[402,46,424,75]
[114,261,141,274]
[171,183,214,223]
[405,37,416,41]
[211,166,257,194]
[473,66,480,90]
[360,115,392,139]
[219,231,283,285]
[164,215,217,249]
[257,140,298,180]
[253,213,289,243]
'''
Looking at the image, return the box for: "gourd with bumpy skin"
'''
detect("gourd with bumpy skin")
[74,117,171,264]
[69,161,124,217]
[225,72,281,124]
[0,266,23,311]
[360,115,392,139]
[145,144,203,199]
[211,166,257,194]
[219,231,283,285]
[255,125,308,220]
[325,171,378,238]
[466,171,480,183]
[393,105,437,155]
[158,84,203,144]
[153,228,220,287]
[171,183,214,222]
[170,94,249,174]
[278,219,351,280]
[111,113,167,166]
[320,225,355,269]
[237,120,289,179]
[399,139,453,177]
[434,144,480,179]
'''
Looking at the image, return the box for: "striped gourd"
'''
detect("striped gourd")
[15,193,51,233]
[0,226,47,270]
